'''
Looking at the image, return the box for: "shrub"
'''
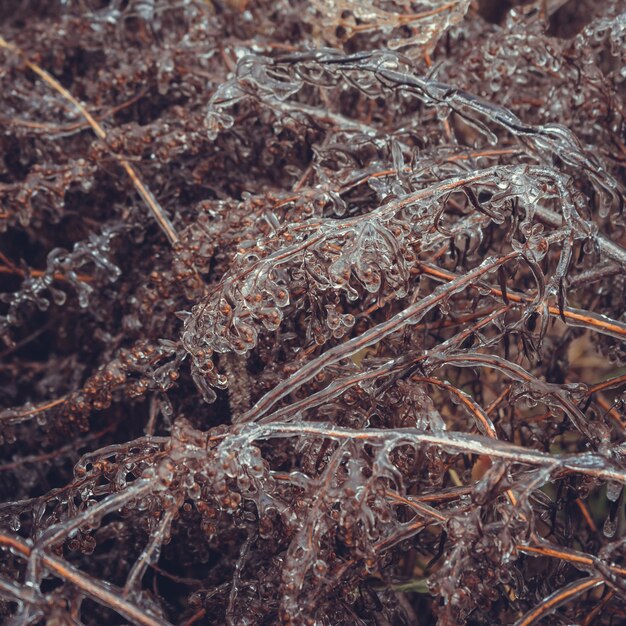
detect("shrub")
[0,1,625,624]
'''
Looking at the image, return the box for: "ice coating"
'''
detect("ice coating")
[1,1,625,625]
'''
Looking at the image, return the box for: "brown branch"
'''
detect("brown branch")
[0,533,172,626]
[0,396,68,424]
[0,86,149,135]
[257,423,626,483]
[416,261,626,339]
[385,489,448,522]
[586,373,626,396]
[575,498,598,533]
[582,590,615,626]
[0,264,94,283]
[410,375,496,438]
[486,386,511,416]
[516,544,626,577]
[514,576,603,626]
[595,393,626,431]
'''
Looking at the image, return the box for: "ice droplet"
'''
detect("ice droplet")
[602,515,617,538]
[606,481,622,502]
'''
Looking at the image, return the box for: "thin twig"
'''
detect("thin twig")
[513,576,604,626]
[517,544,626,577]
[0,533,172,626]
[416,261,626,340]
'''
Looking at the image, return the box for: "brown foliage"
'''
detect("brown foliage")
[0,1,625,624]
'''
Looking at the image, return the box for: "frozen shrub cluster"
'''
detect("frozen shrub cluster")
[0,1,625,625]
